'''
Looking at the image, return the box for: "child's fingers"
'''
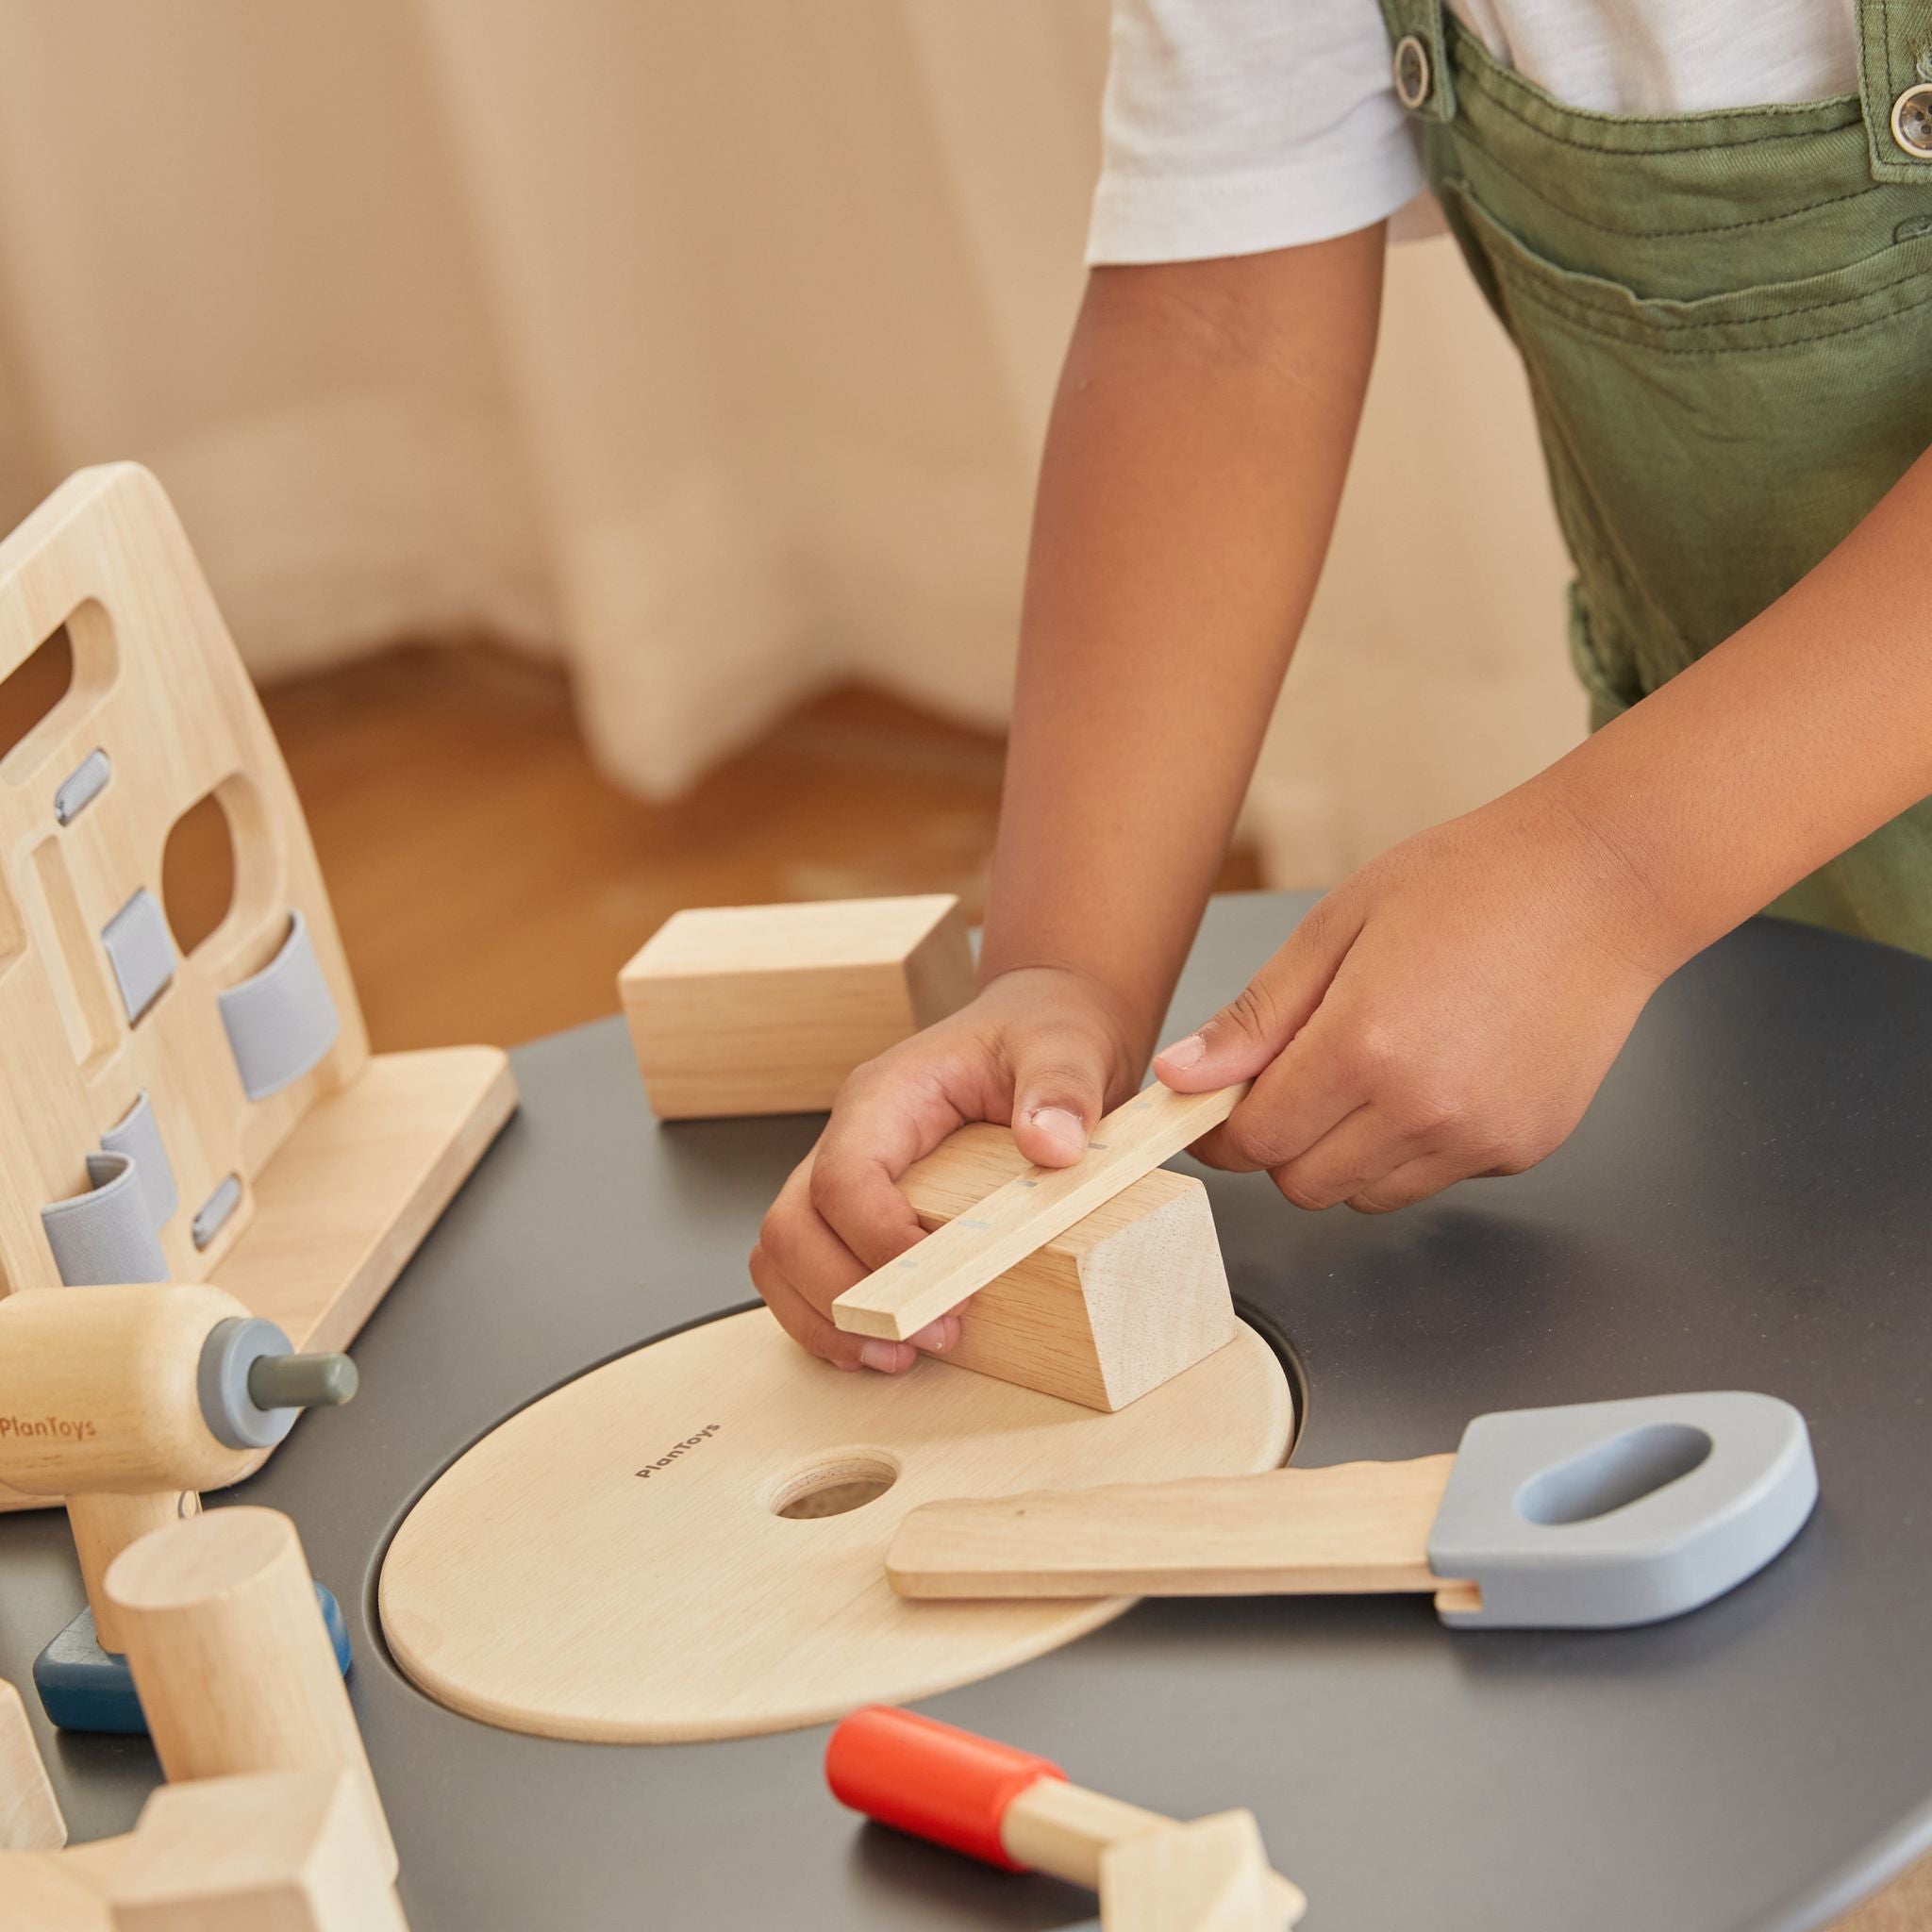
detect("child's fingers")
[754,1167,924,1374]
[1187,1021,1360,1174]
[1008,1034,1112,1168]
[1266,1103,1426,1212]
[1154,895,1363,1092]
[1343,1150,1472,1215]
[809,1074,965,1274]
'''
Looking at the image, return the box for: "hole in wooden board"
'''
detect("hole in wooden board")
[0,625,74,773]
[161,790,238,958]
[770,1453,900,1520]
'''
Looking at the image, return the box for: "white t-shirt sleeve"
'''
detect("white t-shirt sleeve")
[1086,0,1427,265]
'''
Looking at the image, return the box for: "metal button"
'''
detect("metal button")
[1893,82,1932,158]
[1393,33,1432,111]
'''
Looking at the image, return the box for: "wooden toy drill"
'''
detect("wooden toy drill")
[0,1283,357,1732]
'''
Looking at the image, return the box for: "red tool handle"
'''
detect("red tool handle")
[825,1705,1067,1870]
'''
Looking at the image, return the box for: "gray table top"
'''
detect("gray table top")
[4,892,1930,1932]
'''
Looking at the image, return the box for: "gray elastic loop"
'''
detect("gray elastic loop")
[53,749,111,825]
[197,1315,298,1451]
[101,889,177,1025]
[99,1089,178,1228]
[217,910,341,1100]
[40,1151,168,1286]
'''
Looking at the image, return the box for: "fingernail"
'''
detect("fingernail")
[1157,1033,1206,1071]
[908,1317,952,1353]
[1025,1105,1086,1155]
[858,1340,903,1374]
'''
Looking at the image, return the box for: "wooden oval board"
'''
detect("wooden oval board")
[379,1307,1293,1742]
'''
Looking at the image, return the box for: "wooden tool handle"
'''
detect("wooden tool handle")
[832,1080,1247,1341]
[887,1455,1465,1600]
[0,1284,259,1496]
[825,1706,1306,1919]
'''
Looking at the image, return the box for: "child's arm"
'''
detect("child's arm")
[1158,441,1932,1211]
[751,227,1386,1368]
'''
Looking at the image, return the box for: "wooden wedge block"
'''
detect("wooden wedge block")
[0,1676,65,1851]
[1099,1811,1282,1932]
[835,1081,1247,1343]
[621,895,976,1119]
[899,1122,1236,1411]
[109,1770,408,1932]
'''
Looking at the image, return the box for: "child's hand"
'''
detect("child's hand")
[1156,786,1683,1212]
[750,966,1145,1371]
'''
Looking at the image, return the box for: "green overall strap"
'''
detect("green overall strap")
[1374,0,1455,125]
[1860,3,1932,182]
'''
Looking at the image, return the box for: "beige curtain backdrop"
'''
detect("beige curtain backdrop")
[0,0,1578,883]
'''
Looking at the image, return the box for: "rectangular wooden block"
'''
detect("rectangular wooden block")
[620,894,975,1119]
[110,1770,407,1932]
[899,1122,1236,1411]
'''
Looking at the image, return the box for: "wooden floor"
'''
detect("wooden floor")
[252,646,1258,1052]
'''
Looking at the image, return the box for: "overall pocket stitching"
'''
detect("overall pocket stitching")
[1500,266,1932,354]
[1456,135,1884,242]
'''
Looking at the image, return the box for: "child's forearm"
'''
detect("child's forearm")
[978,229,1386,1055]
[1536,441,1932,969]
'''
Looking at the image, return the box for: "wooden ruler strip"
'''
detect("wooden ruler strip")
[886,1455,1463,1599]
[832,1080,1247,1341]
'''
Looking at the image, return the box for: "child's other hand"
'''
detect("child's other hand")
[1156,786,1684,1212]
[750,966,1144,1372]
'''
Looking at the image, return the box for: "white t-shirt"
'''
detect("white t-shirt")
[1087,1,1860,264]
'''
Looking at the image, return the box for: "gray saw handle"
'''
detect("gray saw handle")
[1427,1391,1817,1629]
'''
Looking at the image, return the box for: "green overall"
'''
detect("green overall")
[1374,0,1932,953]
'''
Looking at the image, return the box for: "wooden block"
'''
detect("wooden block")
[899,1122,1235,1410]
[620,895,975,1118]
[105,1507,396,1874]
[1098,1811,1285,1931]
[0,1840,125,1932]
[109,1771,408,1932]
[834,1080,1247,1342]
[888,1455,1462,1601]
[0,1675,65,1851]
[1003,1783,1305,1924]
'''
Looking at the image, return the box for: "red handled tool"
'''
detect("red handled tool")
[824,1706,1305,1922]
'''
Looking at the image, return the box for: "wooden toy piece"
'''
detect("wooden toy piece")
[889,1456,1468,1605]
[0,1676,65,1851]
[109,1770,408,1932]
[0,464,515,1513]
[0,1836,127,1932]
[379,1306,1292,1741]
[1098,1811,1278,1932]
[105,1507,395,1870]
[898,1123,1235,1411]
[0,1283,358,1724]
[824,1707,1306,1924]
[834,1079,1248,1343]
[620,894,976,1119]
[891,1391,1821,1631]
[0,1285,329,1498]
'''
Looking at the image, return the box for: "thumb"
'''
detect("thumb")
[1008,1036,1112,1169]
[1155,899,1360,1091]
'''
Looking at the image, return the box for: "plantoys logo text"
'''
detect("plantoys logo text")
[0,1414,96,1442]
[636,1423,721,1478]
